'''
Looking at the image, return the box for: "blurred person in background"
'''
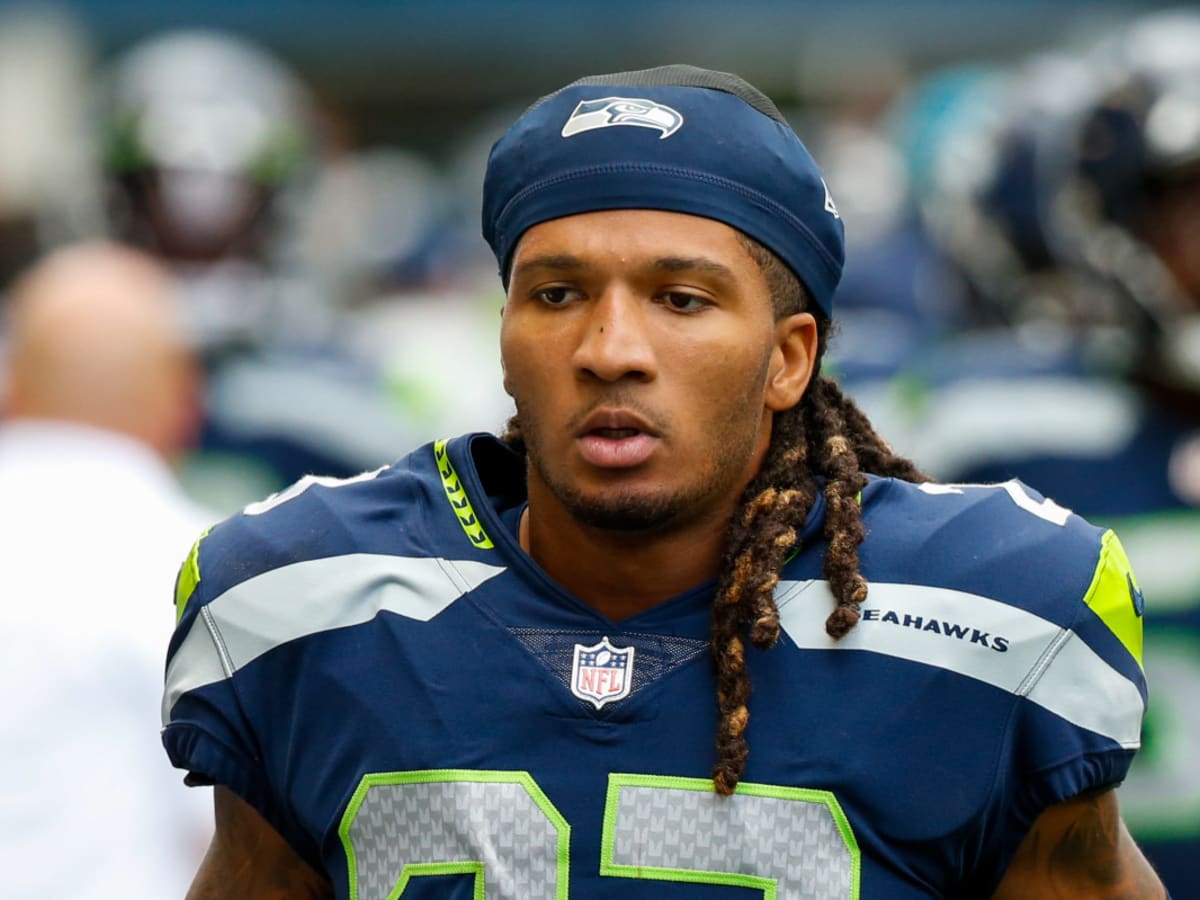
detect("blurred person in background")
[0,8,97,301]
[0,241,214,897]
[810,61,1018,444]
[900,10,1200,894]
[95,28,416,511]
[317,138,515,443]
[800,46,964,388]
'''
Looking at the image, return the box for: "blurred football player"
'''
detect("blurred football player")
[96,29,415,509]
[0,8,95,298]
[905,11,1200,895]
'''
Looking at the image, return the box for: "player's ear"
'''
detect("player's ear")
[499,346,514,397]
[765,312,818,411]
[498,301,515,397]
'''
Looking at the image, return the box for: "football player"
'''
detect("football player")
[163,66,1165,898]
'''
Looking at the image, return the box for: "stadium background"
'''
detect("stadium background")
[33,0,1164,147]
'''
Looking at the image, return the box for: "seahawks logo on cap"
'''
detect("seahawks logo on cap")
[561,97,684,140]
[822,178,840,218]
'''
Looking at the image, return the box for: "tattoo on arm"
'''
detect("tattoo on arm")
[1047,791,1130,889]
[993,788,1165,899]
[187,786,334,900]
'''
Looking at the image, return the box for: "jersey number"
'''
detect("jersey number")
[339,770,860,899]
[919,480,1071,526]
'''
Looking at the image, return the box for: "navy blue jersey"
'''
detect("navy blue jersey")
[163,434,1146,899]
[903,356,1200,893]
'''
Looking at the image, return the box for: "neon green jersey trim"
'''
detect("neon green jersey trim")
[434,440,494,550]
[1083,529,1144,671]
[174,528,210,624]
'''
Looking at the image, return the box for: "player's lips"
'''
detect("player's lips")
[576,409,661,468]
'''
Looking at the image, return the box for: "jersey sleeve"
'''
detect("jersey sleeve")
[968,525,1147,893]
[160,506,320,861]
[161,519,275,816]
[1013,527,1146,787]
[862,478,1149,894]
[160,462,418,869]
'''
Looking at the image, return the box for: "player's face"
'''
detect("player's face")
[1143,172,1200,306]
[501,209,817,535]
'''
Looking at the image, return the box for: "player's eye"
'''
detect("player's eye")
[533,286,582,306]
[658,291,709,312]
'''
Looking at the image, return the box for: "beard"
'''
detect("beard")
[516,392,765,535]
[528,472,690,532]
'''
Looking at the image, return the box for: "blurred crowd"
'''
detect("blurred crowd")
[0,4,1196,896]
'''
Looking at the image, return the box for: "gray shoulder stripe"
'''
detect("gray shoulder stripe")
[163,614,228,725]
[1015,626,1072,698]
[162,554,506,722]
[437,556,477,595]
[777,579,1143,749]
[201,605,236,678]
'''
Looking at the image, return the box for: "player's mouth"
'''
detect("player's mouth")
[576,410,661,468]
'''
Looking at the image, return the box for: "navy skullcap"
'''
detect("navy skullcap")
[482,64,845,316]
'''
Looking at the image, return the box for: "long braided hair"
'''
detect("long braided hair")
[707,236,930,794]
[501,235,929,795]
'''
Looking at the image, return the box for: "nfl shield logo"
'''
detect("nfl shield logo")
[571,637,635,709]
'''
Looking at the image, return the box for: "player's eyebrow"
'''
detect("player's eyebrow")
[511,254,590,279]
[511,252,737,285]
[652,256,737,283]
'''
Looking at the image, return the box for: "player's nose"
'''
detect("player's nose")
[572,287,657,384]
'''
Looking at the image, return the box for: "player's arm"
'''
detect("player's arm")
[187,785,334,900]
[991,786,1165,899]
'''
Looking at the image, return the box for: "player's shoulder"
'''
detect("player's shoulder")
[864,473,1096,539]
[813,475,1146,743]
[191,458,411,588]
[859,475,1121,625]
[779,476,1145,765]
[172,436,499,623]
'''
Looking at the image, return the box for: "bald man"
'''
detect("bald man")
[3,240,200,453]
[0,242,215,898]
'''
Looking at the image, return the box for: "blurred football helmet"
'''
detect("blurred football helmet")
[1047,8,1200,390]
[95,29,319,350]
[98,29,312,266]
[896,54,1100,338]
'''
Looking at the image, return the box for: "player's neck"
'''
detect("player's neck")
[519,496,729,622]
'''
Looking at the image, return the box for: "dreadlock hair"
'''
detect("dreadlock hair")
[499,234,930,796]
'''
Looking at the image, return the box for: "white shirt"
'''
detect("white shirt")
[0,420,218,898]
